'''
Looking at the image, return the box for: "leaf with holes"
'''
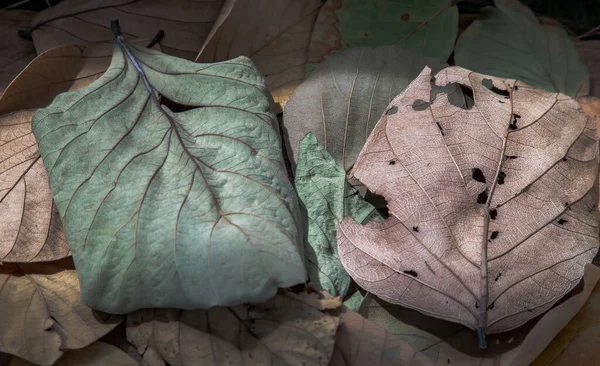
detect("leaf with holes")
[338,66,599,348]
[126,291,340,366]
[455,0,589,98]
[295,133,380,297]
[32,33,306,313]
[0,110,69,263]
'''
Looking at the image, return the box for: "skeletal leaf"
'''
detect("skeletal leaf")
[32,36,306,313]
[126,291,340,366]
[31,0,223,60]
[0,110,69,262]
[338,66,599,343]
[0,260,122,366]
[196,0,323,108]
[295,133,380,297]
[455,0,589,97]
[284,45,456,172]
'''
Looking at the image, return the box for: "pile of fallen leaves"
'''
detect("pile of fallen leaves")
[1,0,600,365]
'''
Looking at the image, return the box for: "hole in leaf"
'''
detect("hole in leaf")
[497,171,506,185]
[403,270,418,277]
[471,168,486,183]
[489,209,497,220]
[389,160,396,165]
[509,113,520,130]
[412,100,430,111]
[477,190,488,204]
[488,301,495,310]
[386,106,398,115]
[160,95,196,112]
[505,155,518,160]
[364,190,389,219]
[412,226,419,232]
[490,231,499,241]
[475,302,479,309]
[436,122,444,136]
[558,218,568,225]
[562,157,568,162]
[482,78,510,97]
[494,273,502,282]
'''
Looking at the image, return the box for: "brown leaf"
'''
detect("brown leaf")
[0,110,69,262]
[576,40,600,97]
[356,264,600,366]
[330,308,432,366]
[126,291,340,366]
[31,0,223,60]
[338,66,599,339]
[8,341,138,366]
[0,10,37,95]
[196,0,323,107]
[0,260,122,365]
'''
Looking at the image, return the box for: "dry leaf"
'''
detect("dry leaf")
[8,341,138,366]
[330,308,433,366]
[31,0,223,60]
[358,264,600,366]
[0,109,69,262]
[0,10,36,95]
[126,291,340,366]
[196,0,323,107]
[0,260,122,365]
[338,66,599,342]
[0,39,160,115]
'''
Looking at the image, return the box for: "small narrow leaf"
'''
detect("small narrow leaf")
[295,133,380,296]
[32,37,306,313]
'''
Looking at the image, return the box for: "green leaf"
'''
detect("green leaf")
[308,0,458,66]
[454,0,590,97]
[32,39,306,314]
[285,45,460,172]
[295,133,379,296]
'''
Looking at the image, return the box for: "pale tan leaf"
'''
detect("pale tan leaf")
[31,0,223,60]
[0,110,69,263]
[9,341,137,366]
[0,260,122,366]
[358,264,600,366]
[576,40,600,97]
[330,308,433,366]
[0,10,36,95]
[0,40,158,115]
[126,291,339,366]
[338,66,599,341]
[196,0,323,107]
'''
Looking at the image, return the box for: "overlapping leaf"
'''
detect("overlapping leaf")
[0,10,36,95]
[31,0,223,60]
[358,264,600,365]
[0,259,122,366]
[284,45,456,171]
[126,291,340,366]
[32,39,306,313]
[338,66,599,337]
[0,110,69,262]
[196,0,323,107]
[295,133,380,297]
[455,0,590,97]
[307,0,458,65]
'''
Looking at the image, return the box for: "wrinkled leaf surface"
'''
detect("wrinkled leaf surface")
[32,41,306,313]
